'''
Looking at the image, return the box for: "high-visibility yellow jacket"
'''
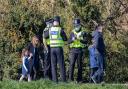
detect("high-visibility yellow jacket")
[49,26,64,47]
[70,30,84,48]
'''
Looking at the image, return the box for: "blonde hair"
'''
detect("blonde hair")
[21,48,29,58]
[31,36,40,47]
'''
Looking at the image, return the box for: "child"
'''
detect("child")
[88,39,99,83]
[19,48,32,82]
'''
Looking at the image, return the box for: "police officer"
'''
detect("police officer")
[91,23,106,83]
[68,18,86,82]
[44,16,67,82]
[43,19,53,79]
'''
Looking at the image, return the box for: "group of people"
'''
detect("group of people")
[19,16,106,84]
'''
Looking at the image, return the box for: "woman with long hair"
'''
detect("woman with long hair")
[27,35,43,80]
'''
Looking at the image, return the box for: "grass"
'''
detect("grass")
[0,79,127,89]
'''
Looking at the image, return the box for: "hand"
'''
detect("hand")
[28,53,33,60]
[29,53,33,58]
[72,37,76,41]
[26,69,28,73]
[88,45,93,48]
[77,32,83,39]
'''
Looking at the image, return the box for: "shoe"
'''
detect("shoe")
[101,81,105,86]
[91,77,97,84]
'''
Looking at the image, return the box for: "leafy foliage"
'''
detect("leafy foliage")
[0,0,128,83]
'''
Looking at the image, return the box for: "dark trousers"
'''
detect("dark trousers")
[69,51,83,82]
[92,68,104,83]
[51,47,66,82]
[30,57,39,80]
[90,67,98,82]
[90,54,104,83]
[96,53,104,83]
[44,45,52,79]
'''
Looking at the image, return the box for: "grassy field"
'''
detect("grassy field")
[0,79,127,89]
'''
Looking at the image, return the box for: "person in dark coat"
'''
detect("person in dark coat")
[88,39,99,83]
[44,16,67,82]
[27,36,44,80]
[91,24,106,83]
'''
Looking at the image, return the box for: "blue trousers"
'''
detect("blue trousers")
[90,67,98,82]
[92,54,104,83]
[51,47,66,82]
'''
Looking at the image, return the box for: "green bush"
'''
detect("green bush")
[0,0,128,83]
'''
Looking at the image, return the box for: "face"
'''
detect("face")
[75,25,81,32]
[98,26,103,32]
[32,36,40,47]
[35,38,39,45]
[24,50,29,56]
[53,21,59,26]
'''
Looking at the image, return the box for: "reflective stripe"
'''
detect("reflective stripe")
[70,40,83,48]
[49,27,64,47]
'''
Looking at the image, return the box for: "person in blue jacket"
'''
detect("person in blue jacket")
[92,23,106,83]
[88,39,99,83]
